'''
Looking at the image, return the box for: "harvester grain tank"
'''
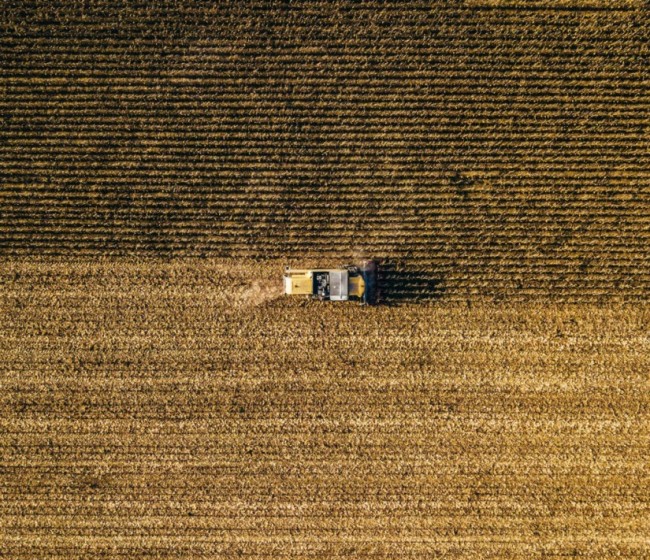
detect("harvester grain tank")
[283,260,378,304]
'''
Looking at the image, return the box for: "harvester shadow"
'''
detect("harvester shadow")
[377,261,445,304]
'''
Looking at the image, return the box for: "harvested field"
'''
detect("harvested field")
[1,259,649,558]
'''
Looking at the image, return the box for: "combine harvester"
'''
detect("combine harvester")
[284,260,378,305]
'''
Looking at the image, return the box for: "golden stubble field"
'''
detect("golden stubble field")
[1,258,648,558]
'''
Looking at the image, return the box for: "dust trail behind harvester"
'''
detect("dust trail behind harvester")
[233,280,284,309]
[207,261,285,311]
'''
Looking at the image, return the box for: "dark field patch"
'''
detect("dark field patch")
[1,1,649,299]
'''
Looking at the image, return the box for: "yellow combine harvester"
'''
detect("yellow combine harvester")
[284,260,378,305]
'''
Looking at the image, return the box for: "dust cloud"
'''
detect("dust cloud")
[233,280,284,309]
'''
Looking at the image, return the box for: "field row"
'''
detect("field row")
[5,233,649,250]
[5,220,647,232]
[7,83,645,94]
[1,255,647,302]
[2,181,646,192]
[3,188,647,199]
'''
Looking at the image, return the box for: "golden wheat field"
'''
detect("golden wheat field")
[2,0,650,558]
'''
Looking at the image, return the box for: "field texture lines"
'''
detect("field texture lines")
[1,259,649,558]
[2,1,649,558]
[1,2,649,300]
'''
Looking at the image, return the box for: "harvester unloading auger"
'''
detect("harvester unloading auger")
[283,260,378,305]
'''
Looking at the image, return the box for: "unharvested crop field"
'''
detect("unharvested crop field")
[1,1,650,558]
[1,1,649,299]
[1,259,649,558]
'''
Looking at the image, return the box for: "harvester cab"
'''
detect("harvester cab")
[284,260,378,305]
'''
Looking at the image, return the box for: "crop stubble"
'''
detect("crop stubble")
[1,259,649,558]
